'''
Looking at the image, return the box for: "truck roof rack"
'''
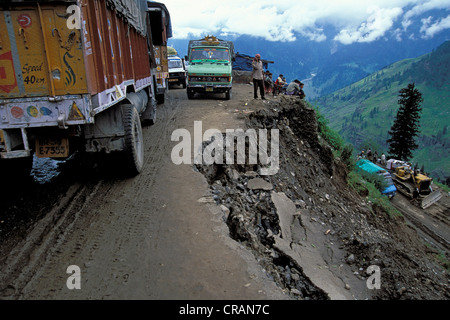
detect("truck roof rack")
[188,35,235,59]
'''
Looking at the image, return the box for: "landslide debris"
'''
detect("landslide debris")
[196,95,450,300]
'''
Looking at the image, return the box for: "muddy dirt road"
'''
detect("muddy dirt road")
[391,191,450,253]
[0,84,288,300]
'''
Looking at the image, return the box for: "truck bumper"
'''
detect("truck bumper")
[168,76,186,85]
[187,84,232,94]
[0,95,93,130]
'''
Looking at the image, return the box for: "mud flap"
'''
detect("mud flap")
[421,190,443,209]
[141,97,157,126]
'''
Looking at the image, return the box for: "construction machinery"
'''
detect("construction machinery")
[392,165,442,209]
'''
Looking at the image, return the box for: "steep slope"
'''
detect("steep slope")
[196,94,449,300]
[314,41,450,182]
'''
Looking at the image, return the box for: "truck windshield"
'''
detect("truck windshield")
[169,60,183,69]
[191,48,230,62]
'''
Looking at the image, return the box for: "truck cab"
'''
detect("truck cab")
[168,55,187,88]
[186,36,235,100]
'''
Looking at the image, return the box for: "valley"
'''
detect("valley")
[313,41,450,184]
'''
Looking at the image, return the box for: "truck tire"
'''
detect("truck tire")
[225,89,232,100]
[122,104,144,176]
[187,90,195,99]
[182,79,187,89]
[1,155,33,181]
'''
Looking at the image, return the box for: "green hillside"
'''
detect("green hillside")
[314,41,450,183]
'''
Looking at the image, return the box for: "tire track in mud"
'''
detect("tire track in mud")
[1,99,181,299]
[0,181,100,298]
[390,194,450,253]
[1,87,292,300]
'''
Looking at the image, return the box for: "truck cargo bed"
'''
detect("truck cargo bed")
[0,0,152,130]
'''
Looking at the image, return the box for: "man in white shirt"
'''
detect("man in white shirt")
[252,54,266,100]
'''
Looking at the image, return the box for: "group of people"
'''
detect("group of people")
[358,148,387,166]
[252,54,306,100]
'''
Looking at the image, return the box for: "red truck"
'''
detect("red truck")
[0,0,172,176]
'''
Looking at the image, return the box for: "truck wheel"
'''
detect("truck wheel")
[122,104,144,176]
[182,79,187,89]
[1,155,33,181]
[225,89,232,100]
[187,90,195,99]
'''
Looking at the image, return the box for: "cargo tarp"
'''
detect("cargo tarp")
[233,53,272,71]
[109,0,148,35]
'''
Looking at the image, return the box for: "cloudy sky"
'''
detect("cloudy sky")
[160,0,450,44]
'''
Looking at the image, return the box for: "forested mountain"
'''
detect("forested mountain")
[314,41,450,182]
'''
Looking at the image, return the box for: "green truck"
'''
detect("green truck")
[185,36,235,100]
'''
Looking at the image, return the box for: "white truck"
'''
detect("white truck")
[168,55,187,88]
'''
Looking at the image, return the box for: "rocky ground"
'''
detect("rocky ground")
[196,92,450,300]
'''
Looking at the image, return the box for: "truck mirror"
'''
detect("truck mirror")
[184,55,189,61]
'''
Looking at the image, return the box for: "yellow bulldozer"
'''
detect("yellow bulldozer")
[392,166,442,209]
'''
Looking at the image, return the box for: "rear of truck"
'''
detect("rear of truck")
[186,36,235,100]
[147,1,172,104]
[0,0,157,175]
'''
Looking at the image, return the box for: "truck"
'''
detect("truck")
[356,159,397,198]
[0,0,171,177]
[147,1,172,104]
[168,55,187,88]
[185,35,235,100]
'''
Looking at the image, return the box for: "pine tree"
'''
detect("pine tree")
[386,83,423,161]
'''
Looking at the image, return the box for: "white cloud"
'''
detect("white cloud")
[160,0,450,44]
[333,6,403,44]
[420,14,450,38]
[404,0,450,20]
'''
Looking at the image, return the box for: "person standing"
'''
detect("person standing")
[367,148,373,162]
[381,153,386,166]
[252,54,265,100]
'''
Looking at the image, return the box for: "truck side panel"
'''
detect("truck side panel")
[82,0,152,114]
[0,0,155,160]
[0,4,88,99]
[0,0,153,130]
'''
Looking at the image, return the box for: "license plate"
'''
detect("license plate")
[169,79,178,82]
[206,87,213,92]
[36,137,69,158]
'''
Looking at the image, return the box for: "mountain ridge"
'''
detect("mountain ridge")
[313,40,450,183]
[168,9,450,97]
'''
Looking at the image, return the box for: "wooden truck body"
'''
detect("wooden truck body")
[0,0,171,175]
